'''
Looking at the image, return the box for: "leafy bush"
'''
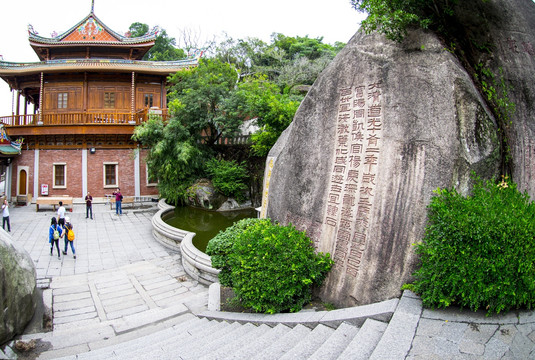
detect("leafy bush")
[412,176,535,315]
[206,218,263,287]
[205,158,248,202]
[228,220,333,314]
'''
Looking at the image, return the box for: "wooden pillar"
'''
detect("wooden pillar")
[38,72,44,124]
[161,81,166,108]
[11,89,14,119]
[131,71,135,122]
[83,72,88,111]
[16,91,20,116]
[24,95,28,125]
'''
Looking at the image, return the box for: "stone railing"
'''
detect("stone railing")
[151,199,219,285]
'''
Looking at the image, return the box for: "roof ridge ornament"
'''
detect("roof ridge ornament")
[91,0,95,14]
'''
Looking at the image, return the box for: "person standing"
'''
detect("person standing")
[62,216,76,259]
[57,201,66,226]
[113,188,123,215]
[85,192,93,219]
[49,217,63,259]
[2,199,10,232]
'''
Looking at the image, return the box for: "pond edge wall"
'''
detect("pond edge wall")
[152,199,219,285]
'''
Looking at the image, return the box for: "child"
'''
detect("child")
[63,216,76,259]
[49,217,63,259]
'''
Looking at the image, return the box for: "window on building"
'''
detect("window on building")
[147,168,158,186]
[53,163,66,189]
[104,92,116,109]
[144,94,154,108]
[57,93,68,109]
[103,162,118,188]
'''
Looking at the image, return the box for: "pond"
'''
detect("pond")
[162,206,257,252]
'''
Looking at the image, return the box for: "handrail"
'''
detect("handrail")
[0,111,170,127]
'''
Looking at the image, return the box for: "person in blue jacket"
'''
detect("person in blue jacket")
[49,217,64,259]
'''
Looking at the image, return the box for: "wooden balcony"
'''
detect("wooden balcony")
[0,111,169,137]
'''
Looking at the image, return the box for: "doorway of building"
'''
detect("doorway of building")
[19,169,27,195]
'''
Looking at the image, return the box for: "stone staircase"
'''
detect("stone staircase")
[26,291,421,359]
[43,315,388,360]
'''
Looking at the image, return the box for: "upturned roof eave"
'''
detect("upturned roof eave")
[27,11,157,48]
[0,60,198,77]
[28,40,156,48]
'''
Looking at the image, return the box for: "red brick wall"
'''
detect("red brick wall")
[87,148,134,197]
[10,150,35,199]
[11,148,160,199]
[139,149,159,196]
[38,149,83,197]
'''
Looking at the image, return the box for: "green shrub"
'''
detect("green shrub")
[412,176,535,315]
[205,158,248,202]
[228,221,333,314]
[206,218,263,287]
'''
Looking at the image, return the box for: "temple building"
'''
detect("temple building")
[0,4,197,204]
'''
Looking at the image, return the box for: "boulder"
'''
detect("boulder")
[0,231,36,344]
[186,179,227,210]
[452,0,535,199]
[263,26,510,307]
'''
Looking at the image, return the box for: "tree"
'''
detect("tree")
[128,22,149,38]
[128,23,186,61]
[134,31,345,203]
[132,116,206,205]
[167,58,242,146]
[223,76,301,156]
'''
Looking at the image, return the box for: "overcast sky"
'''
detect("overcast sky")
[0,0,365,115]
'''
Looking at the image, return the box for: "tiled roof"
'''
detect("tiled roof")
[0,58,198,75]
[28,11,157,46]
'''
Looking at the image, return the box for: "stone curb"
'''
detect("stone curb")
[199,283,397,329]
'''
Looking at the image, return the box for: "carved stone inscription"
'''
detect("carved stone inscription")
[323,82,383,278]
[260,157,275,219]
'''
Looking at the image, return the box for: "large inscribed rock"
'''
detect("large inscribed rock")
[0,231,36,344]
[264,29,504,307]
[453,0,535,199]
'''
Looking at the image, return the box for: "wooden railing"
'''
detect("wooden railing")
[0,111,170,127]
[200,135,252,145]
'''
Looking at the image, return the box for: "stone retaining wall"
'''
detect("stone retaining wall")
[152,199,219,285]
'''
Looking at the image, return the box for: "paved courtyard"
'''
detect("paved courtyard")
[2,201,534,359]
[10,202,170,281]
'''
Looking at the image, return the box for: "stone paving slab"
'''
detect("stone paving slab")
[112,303,189,334]
[338,319,388,360]
[369,291,422,359]
[8,203,535,359]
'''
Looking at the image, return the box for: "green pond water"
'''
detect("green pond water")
[162,206,257,252]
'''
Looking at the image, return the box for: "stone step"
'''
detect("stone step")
[337,318,388,360]
[211,323,292,360]
[32,301,191,357]
[308,322,361,360]
[44,314,203,360]
[253,324,312,360]
[278,324,335,360]
[369,291,422,360]
[173,322,260,360]
[110,317,213,360]
[135,321,247,360]
[199,323,272,360]
[82,314,201,360]
[112,302,189,334]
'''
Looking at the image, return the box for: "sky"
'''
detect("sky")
[0,0,366,115]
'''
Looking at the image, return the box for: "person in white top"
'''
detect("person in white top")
[57,201,66,227]
[2,199,10,232]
